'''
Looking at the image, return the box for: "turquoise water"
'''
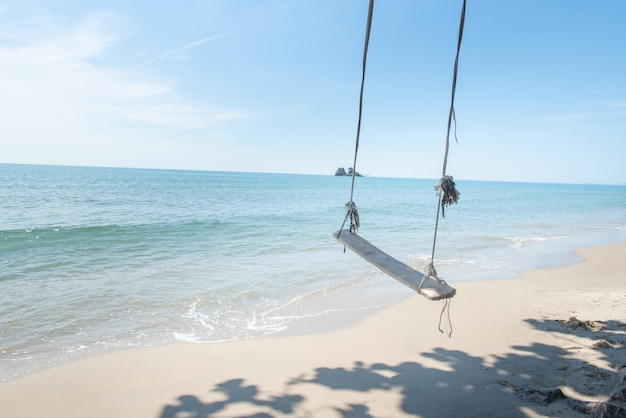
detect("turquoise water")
[1,164,625,381]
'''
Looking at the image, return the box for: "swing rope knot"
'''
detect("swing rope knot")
[346,201,360,232]
[435,175,460,218]
[421,262,453,337]
[420,262,448,290]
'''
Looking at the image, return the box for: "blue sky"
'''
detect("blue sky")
[1,1,624,184]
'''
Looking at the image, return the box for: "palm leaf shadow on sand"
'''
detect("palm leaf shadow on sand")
[159,319,626,417]
[160,378,303,418]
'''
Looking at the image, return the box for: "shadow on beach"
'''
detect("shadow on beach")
[159,318,626,417]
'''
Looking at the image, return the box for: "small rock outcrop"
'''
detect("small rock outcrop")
[517,388,566,406]
[334,167,361,177]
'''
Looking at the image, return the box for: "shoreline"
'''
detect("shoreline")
[1,241,625,417]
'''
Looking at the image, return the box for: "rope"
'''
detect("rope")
[337,0,375,239]
[438,298,453,337]
[441,0,466,176]
[426,0,466,281]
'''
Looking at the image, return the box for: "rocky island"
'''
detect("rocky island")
[335,167,362,177]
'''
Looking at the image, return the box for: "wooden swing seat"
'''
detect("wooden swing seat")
[333,230,456,300]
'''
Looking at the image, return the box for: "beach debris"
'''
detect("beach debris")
[565,317,604,332]
[608,365,626,403]
[517,387,566,406]
[567,399,626,418]
[592,339,614,349]
[567,364,626,417]
[609,385,626,403]
[593,402,626,418]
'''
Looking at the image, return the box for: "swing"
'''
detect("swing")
[334,0,466,302]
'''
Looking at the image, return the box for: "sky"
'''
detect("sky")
[0,0,625,184]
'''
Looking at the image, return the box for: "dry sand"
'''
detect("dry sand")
[1,242,625,417]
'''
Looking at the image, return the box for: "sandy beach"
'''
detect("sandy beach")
[1,242,625,418]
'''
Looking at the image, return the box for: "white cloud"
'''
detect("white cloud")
[0,8,247,165]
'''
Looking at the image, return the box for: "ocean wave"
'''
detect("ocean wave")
[181,301,216,334]
[1,219,237,240]
[574,224,625,232]
[261,277,369,317]
[407,253,508,272]
[476,235,569,248]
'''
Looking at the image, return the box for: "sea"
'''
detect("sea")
[1,163,625,382]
